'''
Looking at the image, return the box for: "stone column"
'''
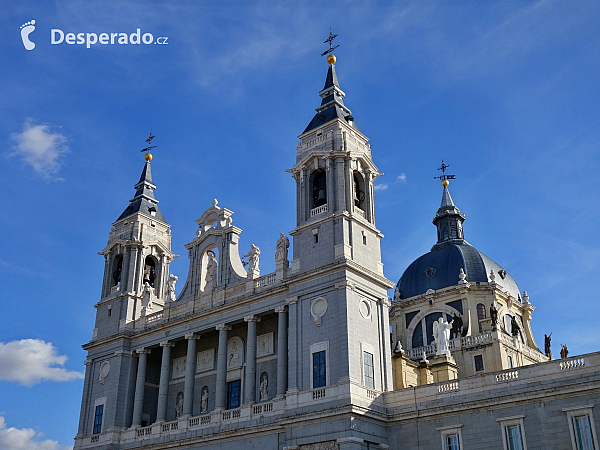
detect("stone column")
[275,305,288,397]
[156,341,174,422]
[183,334,198,416]
[285,297,298,391]
[101,254,110,298]
[379,297,393,391]
[215,324,231,410]
[122,246,131,292]
[244,316,259,404]
[131,348,150,427]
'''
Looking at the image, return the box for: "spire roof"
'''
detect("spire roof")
[116,161,167,223]
[431,182,466,251]
[303,61,359,134]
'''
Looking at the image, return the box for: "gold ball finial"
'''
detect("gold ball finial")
[327,54,336,65]
[441,179,449,187]
[145,153,153,161]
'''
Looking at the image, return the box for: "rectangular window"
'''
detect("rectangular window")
[227,380,241,409]
[497,415,527,450]
[445,434,460,450]
[313,350,327,388]
[474,354,484,372]
[507,355,514,369]
[564,406,598,450]
[438,425,463,450]
[506,425,524,450]
[93,404,104,435]
[573,415,595,450]
[363,351,375,389]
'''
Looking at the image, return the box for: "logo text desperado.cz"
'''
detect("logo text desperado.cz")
[51,29,167,48]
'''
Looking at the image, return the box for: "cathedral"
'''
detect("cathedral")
[74,53,600,450]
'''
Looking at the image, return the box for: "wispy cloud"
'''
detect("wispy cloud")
[397,173,407,183]
[0,416,72,450]
[374,183,388,191]
[0,339,83,386]
[8,119,68,181]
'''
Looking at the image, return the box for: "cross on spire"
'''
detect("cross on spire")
[434,159,456,183]
[321,29,339,57]
[140,132,156,154]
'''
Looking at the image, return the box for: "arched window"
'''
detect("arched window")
[143,256,156,287]
[353,171,366,210]
[112,255,123,287]
[477,303,486,333]
[311,170,327,208]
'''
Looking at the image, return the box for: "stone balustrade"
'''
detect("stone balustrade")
[559,357,585,370]
[310,204,328,217]
[254,272,276,288]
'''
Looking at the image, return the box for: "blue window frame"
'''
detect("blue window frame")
[363,351,375,389]
[227,380,241,409]
[313,350,326,388]
[445,434,460,450]
[506,425,523,450]
[93,404,104,434]
[574,415,596,450]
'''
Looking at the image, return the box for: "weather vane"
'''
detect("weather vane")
[321,29,339,57]
[434,159,456,186]
[140,132,156,161]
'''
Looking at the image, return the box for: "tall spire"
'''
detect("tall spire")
[116,135,166,223]
[431,161,465,250]
[303,32,358,134]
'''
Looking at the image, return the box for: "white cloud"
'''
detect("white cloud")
[0,339,83,386]
[9,119,68,180]
[374,184,388,191]
[0,416,72,450]
[397,173,407,183]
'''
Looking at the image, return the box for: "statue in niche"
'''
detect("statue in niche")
[560,343,569,359]
[511,316,521,337]
[259,372,269,401]
[545,333,552,355]
[175,392,183,418]
[142,282,154,310]
[490,304,499,330]
[275,233,290,263]
[450,313,463,339]
[228,340,241,368]
[143,264,154,285]
[200,387,209,413]
[204,251,217,292]
[167,274,178,301]
[244,244,260,272]
[433,317,453,356]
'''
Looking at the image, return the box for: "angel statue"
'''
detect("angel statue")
[433,317,453,357]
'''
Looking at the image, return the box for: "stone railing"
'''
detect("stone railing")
[90,436,99,443]
[366,389,378,399]
[145,311,163,325]
[222,409,241,421]
[495,370,519,382]
[312,388,326,400]
[303,131,331,149]
[136,426,152,437]
[161,421,178,432]
[407,343,437,360]
[254,272,276,288]
[438,381,459,393]
[310,204,328,217]
[253,402,273,414]
[559,357,585,370]
[462,332,493,348]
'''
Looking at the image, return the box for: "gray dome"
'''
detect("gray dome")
[396,243,520,300]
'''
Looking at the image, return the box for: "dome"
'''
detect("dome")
[395,176,521,301]
[395,242,520,300]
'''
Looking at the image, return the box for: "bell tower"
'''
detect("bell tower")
[289,53,384,276]
[95,136,176,339]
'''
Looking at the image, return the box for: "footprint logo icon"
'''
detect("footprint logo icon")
[20,20,36,50]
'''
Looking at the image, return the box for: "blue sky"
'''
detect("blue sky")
[1,0,599,448]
